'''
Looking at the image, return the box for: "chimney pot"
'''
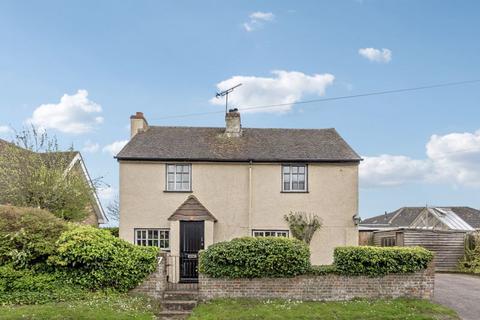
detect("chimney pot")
[225,109,242,138]
[130,111,149,138]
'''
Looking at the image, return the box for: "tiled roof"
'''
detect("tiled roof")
[116,126,361,162]
[168,195,217,222]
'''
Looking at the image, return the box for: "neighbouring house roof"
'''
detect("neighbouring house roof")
[361,207,424,228]
[361,206,480,230]
[168,195,217,222]
[116,126,361,162]
[0,138,107,224]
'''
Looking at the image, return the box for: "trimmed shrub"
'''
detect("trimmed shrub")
[0,206,68,267]
[198,237,310,278]
[308,264,337,276]
[334,246,434,277]
[103,227,119,237]
[49,226,158,291]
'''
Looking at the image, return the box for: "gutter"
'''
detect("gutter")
[115,157,362,163]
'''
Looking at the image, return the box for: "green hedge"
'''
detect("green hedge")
[48,225,158,292]
[198,237,310,278]
[0,264,89,305]
[334,246,434,277]
[103,227,119,237]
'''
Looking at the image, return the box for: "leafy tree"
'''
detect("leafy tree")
[284,211,322,245]
[0,127,93,221]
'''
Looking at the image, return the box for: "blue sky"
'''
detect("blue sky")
[1,0,479,221]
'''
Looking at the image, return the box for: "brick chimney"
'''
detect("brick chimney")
[225,108,242,137]
[130,112,148,138]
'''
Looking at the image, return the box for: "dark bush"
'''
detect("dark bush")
[0,206,68,267]
[458,232,480,274]
[308,264,337,276]
[198,237,310,278]
[334,246,434,277]
[0,264,88,305]
[49,226,158,291]
[103,227,119,237]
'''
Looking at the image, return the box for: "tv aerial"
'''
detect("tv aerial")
[215,83,242,114]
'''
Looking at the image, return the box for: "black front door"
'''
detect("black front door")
[180,221,204,282]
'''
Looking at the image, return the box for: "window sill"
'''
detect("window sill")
[281,191,309,193]
[163,190,193,193]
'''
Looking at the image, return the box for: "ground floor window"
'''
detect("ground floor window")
[380,236,396,247]
[135,228,170,250]
[252,230,289,237]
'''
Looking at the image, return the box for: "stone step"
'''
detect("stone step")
[163,290,199,301]
[158,310,191,320]
[162,300,197,311]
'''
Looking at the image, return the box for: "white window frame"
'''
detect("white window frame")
[282,164,308,192]
[135,228,170,250]
[166,164,192,191]
[252,230,289,237]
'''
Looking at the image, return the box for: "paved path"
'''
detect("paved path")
[434,273,480,320]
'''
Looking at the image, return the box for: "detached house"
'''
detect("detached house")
[117,110,361,283]
[0,138,107,225]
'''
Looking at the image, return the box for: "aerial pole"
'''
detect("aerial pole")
[216,83,242,114]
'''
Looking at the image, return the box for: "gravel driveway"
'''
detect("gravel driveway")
[434,273,480,320]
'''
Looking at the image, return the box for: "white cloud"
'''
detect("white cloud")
[210,70,335,113]
[360,129,480,188]
[103,140,128,156]
[82,140,100,153]
[250,11,274,21]
[0,125,12,135]
[27,90,103,134]
[97,186,115,202]
[360,155,432,187]
[243,11,274,32]
[426,130,480,186]
[358,47,392,63]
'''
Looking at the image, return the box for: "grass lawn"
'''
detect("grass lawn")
[0,293,160,320]
[188,298,459,320]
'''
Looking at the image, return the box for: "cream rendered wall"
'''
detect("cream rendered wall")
[119,161,358,265]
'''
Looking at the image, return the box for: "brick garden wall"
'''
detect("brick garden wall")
[198,262,435,301]
[130,253,167,299]
[132,256,435,301]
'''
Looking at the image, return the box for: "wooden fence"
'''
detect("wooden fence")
[373,229,466,272]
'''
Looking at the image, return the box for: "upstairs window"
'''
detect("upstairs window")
[135,228,170,250]
[253,230,289,237]
[282,164,307,192]
[166,164,191,191]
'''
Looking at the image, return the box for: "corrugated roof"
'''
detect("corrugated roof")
[116,126,361,162]
[428,208,474,231]
[447,207,480,229]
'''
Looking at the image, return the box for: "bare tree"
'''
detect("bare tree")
[106,195,120,222]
